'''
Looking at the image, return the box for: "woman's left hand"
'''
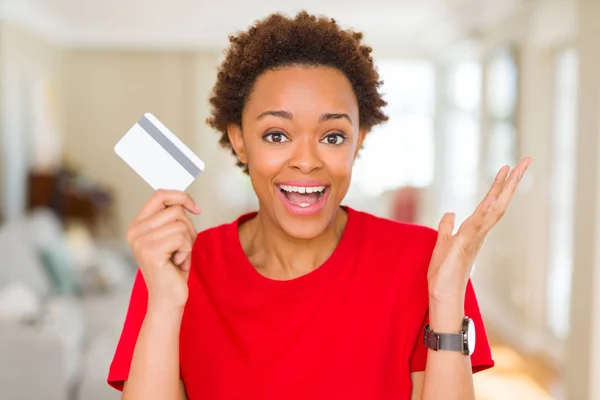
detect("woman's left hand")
[427,158,532,309]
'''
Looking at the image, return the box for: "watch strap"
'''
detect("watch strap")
[423,324,466,354]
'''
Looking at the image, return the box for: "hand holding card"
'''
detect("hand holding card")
[115,114,204,308]
[127,189,199,309]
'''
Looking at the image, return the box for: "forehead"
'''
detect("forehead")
[245,66,359,118]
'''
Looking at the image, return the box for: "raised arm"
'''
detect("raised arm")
[412,158,531,400]
[120,190,200,400]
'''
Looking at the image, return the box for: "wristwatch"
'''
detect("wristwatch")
[423,317,476,356]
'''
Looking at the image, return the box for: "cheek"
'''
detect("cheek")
[247,145,291,175]
[325,149,356,184]
[246,145,290,201]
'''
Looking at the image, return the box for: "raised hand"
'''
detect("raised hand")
[427,158,532,306]
[126,189,201,311]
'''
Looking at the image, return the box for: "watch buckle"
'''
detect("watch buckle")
[423,325,440,350]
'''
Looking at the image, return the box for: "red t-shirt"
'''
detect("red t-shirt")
[108,207,494,399]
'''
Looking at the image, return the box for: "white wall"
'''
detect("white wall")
[564,2,600,398]
[62,50,198,234]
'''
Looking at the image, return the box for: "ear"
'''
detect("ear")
[354,128,368,159]
[227,124,248,165]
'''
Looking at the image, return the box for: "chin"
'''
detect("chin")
[276,212,335,240]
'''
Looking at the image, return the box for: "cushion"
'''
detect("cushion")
[40,244,81,296]
[0,217,52,297]
[26,209,82,295]
[0,281,41,323]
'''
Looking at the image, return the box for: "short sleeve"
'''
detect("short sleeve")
[409,279,495,373]
[107,269,148,391]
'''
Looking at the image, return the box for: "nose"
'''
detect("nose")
[288,137,323,174]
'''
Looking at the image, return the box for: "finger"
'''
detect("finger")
[437,212,456,243]
[137,189,201,221]
[142,221,195,264]
[503,157,532,193]
[457,212,485,245]
[156,234,194,267]
[133,205,196,241]
[160,223,195,269]
[452,159,531,256]
[475,165,510,214]
[465,163,515,244]
[147,220,195,246]
[483,157,532,228]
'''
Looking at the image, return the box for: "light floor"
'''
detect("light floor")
[473,336,562,400]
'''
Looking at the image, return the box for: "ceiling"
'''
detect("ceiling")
[0,0,521,53]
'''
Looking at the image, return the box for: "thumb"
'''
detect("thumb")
[179,252,193,272]
[437,212,456,244]
[430,213,456,268]
[172,250,189,266]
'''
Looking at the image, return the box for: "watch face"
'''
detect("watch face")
[466,318,476,356]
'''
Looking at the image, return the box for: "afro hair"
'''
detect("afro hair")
[206,10,388,172]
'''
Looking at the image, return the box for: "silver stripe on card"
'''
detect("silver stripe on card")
[138,115,201,177]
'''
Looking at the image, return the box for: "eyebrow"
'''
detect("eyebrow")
[320,113,353,124]
[257,110,353,125]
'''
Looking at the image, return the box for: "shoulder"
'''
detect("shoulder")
[190,211,256,260]
[348,207,438,279]
[347,208,438,304]
[195,221,231,245]
[352,207,438,254]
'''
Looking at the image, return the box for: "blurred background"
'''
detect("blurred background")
[0,0,598,399]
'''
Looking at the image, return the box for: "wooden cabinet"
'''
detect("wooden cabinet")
[27,169,116,235]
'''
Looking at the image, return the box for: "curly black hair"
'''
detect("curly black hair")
[206,10,388,172]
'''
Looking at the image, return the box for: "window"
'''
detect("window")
[350,60,436,198]
[439,61,483,224]
[547,48,578,340]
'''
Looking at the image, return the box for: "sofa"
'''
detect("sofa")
[0,208,136,400]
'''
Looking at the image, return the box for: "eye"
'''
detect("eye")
[321,133,347,146]
[263,131,290,144]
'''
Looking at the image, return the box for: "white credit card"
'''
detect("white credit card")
[114,113,205,191]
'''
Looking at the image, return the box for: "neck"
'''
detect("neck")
[240,207,348,281]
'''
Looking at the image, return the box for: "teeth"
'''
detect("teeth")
[280,185,326,193]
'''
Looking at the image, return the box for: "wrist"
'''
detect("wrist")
[428,298,465,333]
[147,299,186,321]
[428,278,468,304]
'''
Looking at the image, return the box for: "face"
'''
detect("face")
[228,66,366,239]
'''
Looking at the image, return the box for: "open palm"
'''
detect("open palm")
[427,158,532,303]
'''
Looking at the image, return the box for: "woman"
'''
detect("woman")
[108,11,530,400]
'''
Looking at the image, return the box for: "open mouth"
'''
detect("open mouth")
[277,184,328,208]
